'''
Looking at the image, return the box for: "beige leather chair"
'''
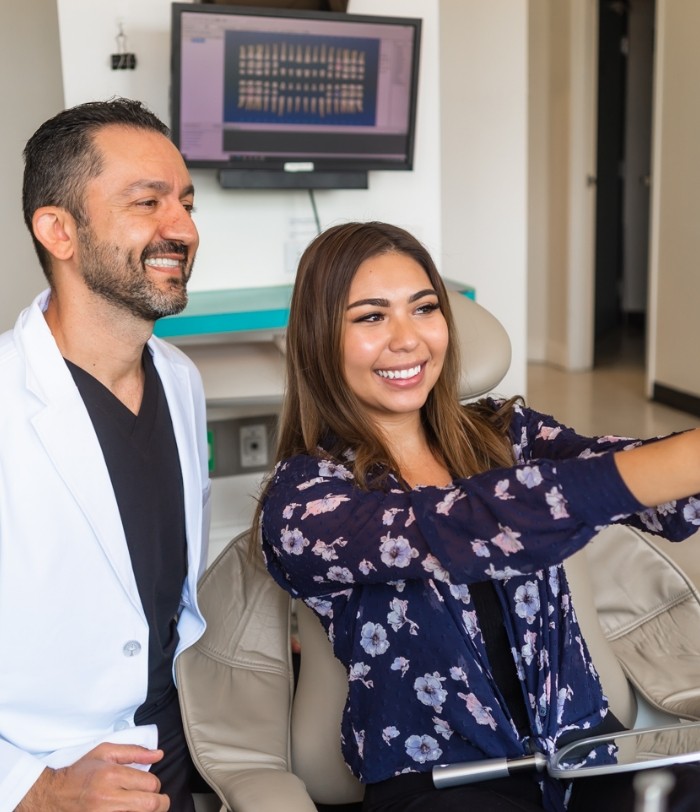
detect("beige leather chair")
[178,292,700,811]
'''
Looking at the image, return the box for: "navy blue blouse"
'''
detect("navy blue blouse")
[261,401,700,810]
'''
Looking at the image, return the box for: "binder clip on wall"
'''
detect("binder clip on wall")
[111,22,136,70]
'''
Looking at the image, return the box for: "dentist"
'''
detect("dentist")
[1,98,210,811]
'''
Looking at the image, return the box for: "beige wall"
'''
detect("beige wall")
[648,0,700,400]
[439,0,528,396]
[527,0,598,372]
[0,0,64,331]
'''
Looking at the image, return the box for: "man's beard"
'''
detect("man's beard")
[77,226,194,322]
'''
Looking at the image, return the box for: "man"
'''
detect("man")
[0,99,211,811]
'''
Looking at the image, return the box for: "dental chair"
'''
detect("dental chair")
[178,292,700,811]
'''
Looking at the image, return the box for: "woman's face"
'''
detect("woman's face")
[342,251,449,431]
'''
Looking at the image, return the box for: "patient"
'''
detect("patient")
[256,221,700,811]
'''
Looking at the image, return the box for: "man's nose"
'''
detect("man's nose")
[161,202,199,247]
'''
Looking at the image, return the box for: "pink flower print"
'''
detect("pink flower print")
[536,425,562,441]
[297,477,325,491]
[491,525,524,555]
[282,503,301,519]
[421,554,450,582]
[521,630,537,666]
[360,622,390,657]
[382,507,404,526]
[359,559,377,575]
[280,526,309,555]
[461,609,479,639]
[596,434,634,444]
[318,459,353,480]
[348,662,374,688]
[387,597,419,635]
[405,734,442,764]
[639,509,663,533]
[382,726,400,744]
[391,656,410,677]
[449,666,469,685]
[545,487,569,519]
[327,566,354,584]
[302,493,350,519]
[433,717,454,740]
[405,507,416,527]
[683,496,700,524]
[516,466,543,489]
[514,581,540,624]
[494,479,515,500]
[435,488,466,515]
[471,539,491,558]
[414,672,448,713]
[458,692,497,730]
[312,536,347,561]
[379,533,419,568]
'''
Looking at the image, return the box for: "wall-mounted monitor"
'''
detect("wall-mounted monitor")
[170,3,421,189]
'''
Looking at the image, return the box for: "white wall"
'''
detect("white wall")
[54,0,527,396]
[438,0,528,396]
[647,0,700,401]
[56,0,443,291]
[0,0,64,332]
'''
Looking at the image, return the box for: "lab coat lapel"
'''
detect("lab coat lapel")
[150,342,203,578]
[18,294,144,613]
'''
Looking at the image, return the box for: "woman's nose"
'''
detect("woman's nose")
[388,316,419,351]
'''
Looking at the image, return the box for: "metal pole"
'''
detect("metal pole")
[633,769,675,812]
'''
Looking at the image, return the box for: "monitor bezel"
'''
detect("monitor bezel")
[170,2,422,175]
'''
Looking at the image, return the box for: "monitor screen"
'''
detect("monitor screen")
[170,3,421,183]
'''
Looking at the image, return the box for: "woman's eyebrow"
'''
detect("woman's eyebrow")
[346,289,437,311]
[409,288,438,303]
[347,297,390,310]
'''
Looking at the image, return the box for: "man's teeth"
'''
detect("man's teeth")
[145,257,181,267]
[377,364,421,380]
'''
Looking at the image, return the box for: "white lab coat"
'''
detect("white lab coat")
[0,291,211,809]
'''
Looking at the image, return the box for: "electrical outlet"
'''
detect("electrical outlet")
[239,423,269,469]
[206,414,277,477]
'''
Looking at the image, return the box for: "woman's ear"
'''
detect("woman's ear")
[32,206,77,263]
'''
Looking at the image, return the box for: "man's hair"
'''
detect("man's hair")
[22,97,170,279]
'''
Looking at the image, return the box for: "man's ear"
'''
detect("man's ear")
[32,207,77,262]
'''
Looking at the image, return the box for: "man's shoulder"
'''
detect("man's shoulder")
[0,324,20,368]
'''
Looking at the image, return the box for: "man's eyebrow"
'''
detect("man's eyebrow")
[120,180,195,198]
[346,289,437,310]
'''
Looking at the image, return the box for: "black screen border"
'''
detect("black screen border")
[170,2,422,175]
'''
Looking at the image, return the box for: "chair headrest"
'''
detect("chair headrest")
[447,290,512,400]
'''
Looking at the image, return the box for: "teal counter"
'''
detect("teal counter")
[154,281,474,341]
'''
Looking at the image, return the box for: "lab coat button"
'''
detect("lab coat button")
[122,640,142,657]
[114,719,130,731]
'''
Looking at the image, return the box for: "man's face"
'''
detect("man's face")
[75,125,199,321]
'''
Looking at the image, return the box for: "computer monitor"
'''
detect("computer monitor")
[170,2,421,189]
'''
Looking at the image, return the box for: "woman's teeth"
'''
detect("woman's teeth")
[377,364,421,380]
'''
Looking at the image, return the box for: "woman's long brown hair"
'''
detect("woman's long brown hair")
[251,222,518,547]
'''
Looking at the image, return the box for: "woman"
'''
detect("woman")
[255,221,700,811]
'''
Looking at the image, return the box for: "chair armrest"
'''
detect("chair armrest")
[216,768,318,812]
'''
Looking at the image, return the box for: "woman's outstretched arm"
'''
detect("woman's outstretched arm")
[614,428,700,507]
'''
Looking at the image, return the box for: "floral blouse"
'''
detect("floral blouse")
[261,401,700,810]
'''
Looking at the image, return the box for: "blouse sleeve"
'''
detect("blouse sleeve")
[506,400,700,540]
[261,448,645,599]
